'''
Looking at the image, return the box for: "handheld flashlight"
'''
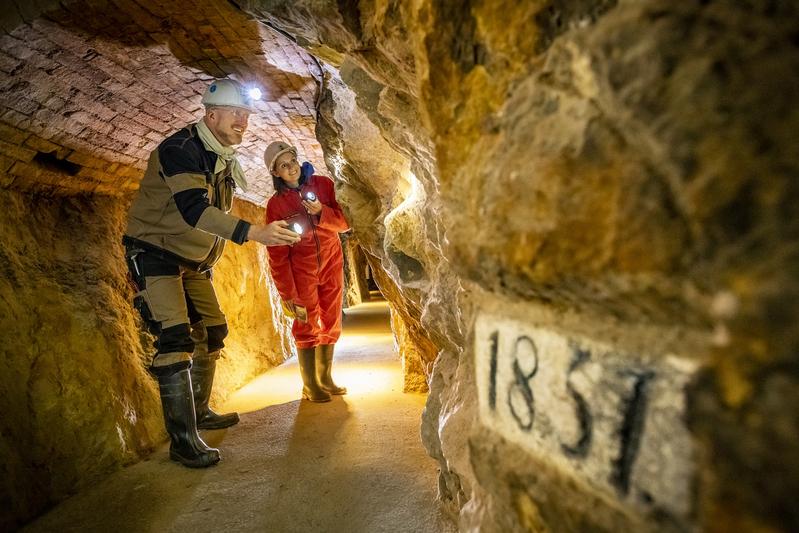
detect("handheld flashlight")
[291,222,304,235]
[304,191,317,202]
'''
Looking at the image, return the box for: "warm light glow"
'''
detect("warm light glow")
[225,359,400,414]
[335,333,394,350]
[222,301,407,415]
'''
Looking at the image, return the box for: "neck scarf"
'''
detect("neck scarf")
[196,119,248,191]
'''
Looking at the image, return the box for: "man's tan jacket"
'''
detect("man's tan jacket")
[124,124,250,271]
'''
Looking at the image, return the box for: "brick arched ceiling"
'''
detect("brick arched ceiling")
[0,0,325,204]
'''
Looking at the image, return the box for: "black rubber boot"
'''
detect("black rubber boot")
[317,344,347,395]
[191,353,240,430]
[152,363,221,468]
[298,348,331,402]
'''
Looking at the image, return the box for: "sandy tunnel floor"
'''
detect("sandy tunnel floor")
[24,300,455,533]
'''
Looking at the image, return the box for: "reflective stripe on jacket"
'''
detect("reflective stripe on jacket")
[124,124,250,271]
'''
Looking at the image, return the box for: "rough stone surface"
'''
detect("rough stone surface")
[0,192,288,532]
[313,64,439,393]
[0,187,163,531]
[22,302,454,533]
[366,245,438,394]
[0,2,329,528]
[2,0,799,531]
[210,200,294,404]
[342,235,371,307]
[244,0,799,531]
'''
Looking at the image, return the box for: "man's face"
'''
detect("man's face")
[205,106,251,146]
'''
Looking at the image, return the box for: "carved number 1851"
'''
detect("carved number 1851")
[486,329,655,495]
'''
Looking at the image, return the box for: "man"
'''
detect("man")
[123,78,300,468]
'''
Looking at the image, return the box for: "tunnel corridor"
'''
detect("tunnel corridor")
[22,300,454,533]
[1,1,798,532]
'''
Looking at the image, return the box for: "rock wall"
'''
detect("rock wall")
[212,200,294,403]
[0,0,796,530]
[342,235,371,307]
[0,188,287,530]
[242,0,799,531]
[0,188,162,531]
[0,1,329,528]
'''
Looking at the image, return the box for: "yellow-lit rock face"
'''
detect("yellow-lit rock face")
[211,201,293,404]
[248,1,799,531]
[0,188,164,529]
[342,236,370,307]
[0,189,288,530]
[0,1,326,528]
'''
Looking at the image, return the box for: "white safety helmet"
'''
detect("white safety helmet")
[264,141,297,174]
[201,79,255,112]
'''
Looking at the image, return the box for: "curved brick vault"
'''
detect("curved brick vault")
[0,0,326,204]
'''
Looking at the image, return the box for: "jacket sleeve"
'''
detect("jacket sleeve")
[265,199,298,302]
[316,176,350,233]
[160,141,250,245]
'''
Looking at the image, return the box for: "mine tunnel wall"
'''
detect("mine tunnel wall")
[1,0,798,531]
[250,1,799,531]
[0,187,291,529]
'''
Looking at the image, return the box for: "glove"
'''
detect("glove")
[281,300,296,319]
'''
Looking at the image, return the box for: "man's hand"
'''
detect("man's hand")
[248,221,301,246]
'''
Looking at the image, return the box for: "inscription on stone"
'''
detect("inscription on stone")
[475,314,697,520]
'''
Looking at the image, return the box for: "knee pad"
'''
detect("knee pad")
[206,323,229,352]
[157,323,194,355]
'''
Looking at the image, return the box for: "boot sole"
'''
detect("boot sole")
[302,393,332,403]
[169,450,220,468]
[197,414,240,430]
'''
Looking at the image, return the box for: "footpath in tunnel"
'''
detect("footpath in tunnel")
[23,300,455,533]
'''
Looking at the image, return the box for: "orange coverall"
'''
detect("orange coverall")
[265,174,350,348]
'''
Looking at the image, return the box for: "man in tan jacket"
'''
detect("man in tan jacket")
[123,78,299,468]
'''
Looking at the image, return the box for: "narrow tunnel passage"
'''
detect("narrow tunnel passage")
[23,299,454,533]
[1,1,798,532]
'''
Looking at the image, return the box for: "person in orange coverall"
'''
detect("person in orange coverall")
[264,141,350,402]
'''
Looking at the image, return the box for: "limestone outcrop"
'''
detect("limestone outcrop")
[242,1,799,531]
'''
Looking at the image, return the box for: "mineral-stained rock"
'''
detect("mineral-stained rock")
[246,0,799,531]
[208,200,294,403]
[1,0,798,530]
[0,189,288,530]
[0,188,163,530]
[342,235,371,307]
